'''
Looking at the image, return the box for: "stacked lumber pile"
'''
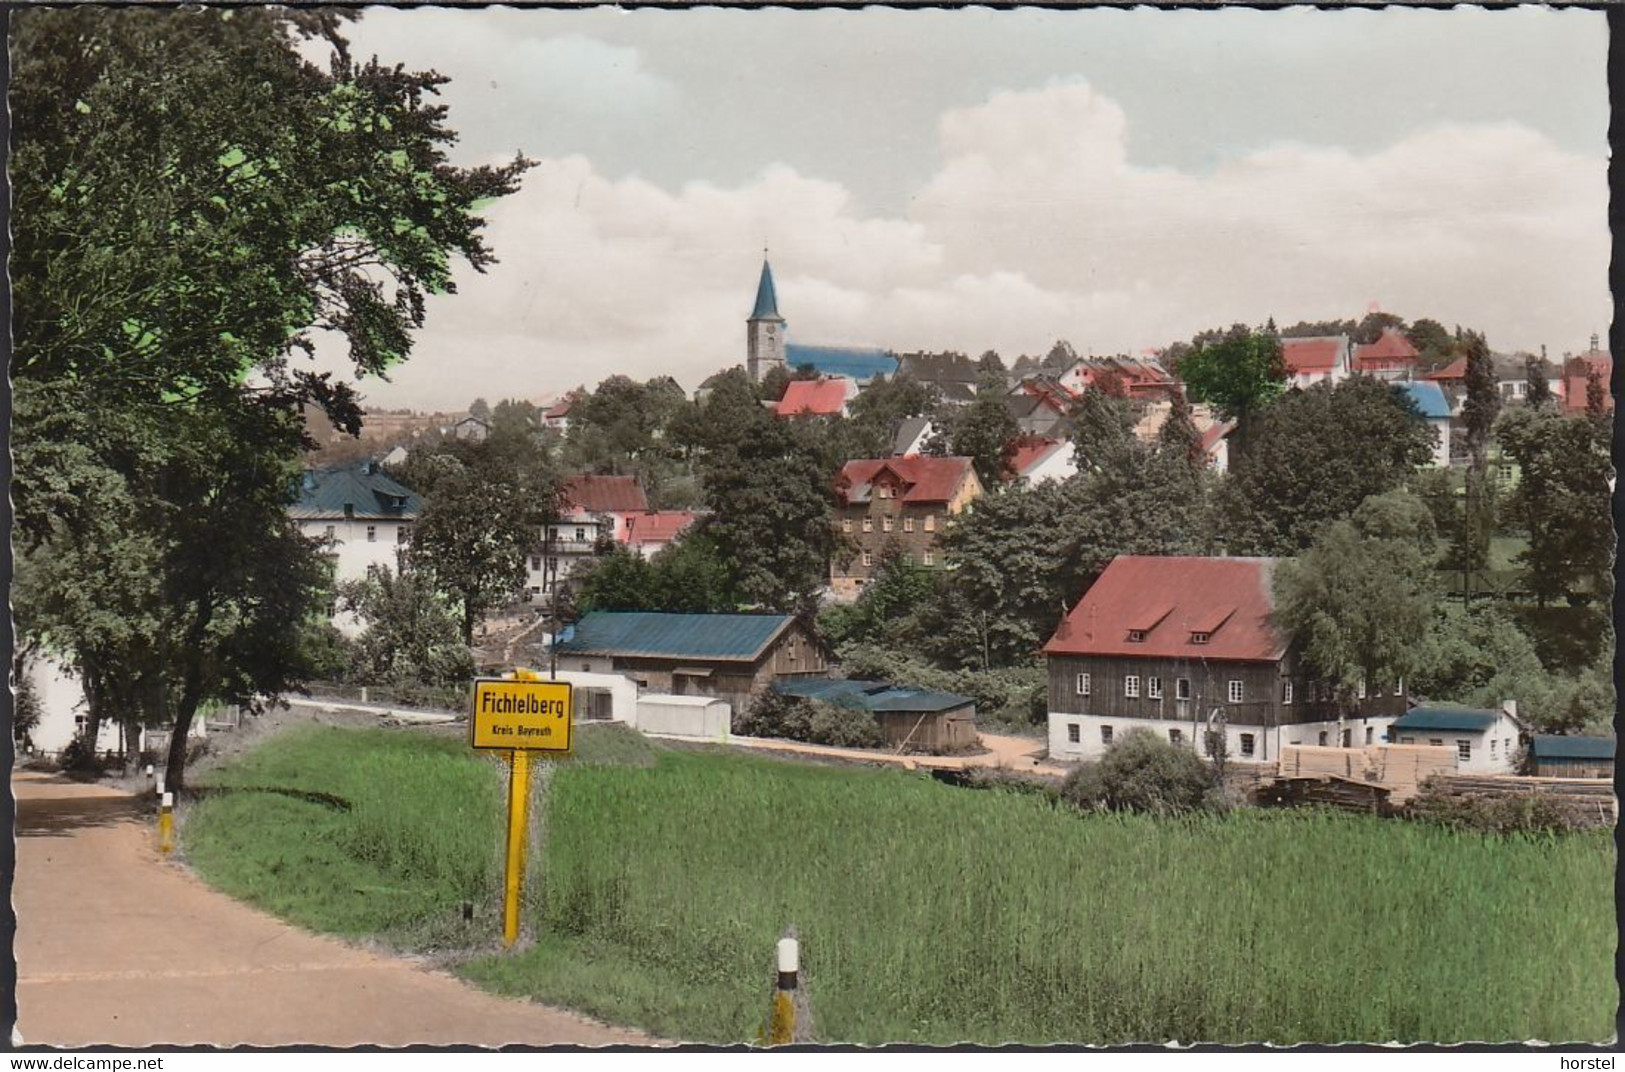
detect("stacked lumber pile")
[1275,745,1456,804]
[1425,774,1617,829]
[1257,773,1391,814]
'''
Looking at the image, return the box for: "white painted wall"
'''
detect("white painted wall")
[21,654,206,759]
[1023,441,1078,485]
[1426,418,1451,468]
[524,669,639,724]
[1390,713,1521,774]
[297,518,410,583]
[635,694,731,739]
[1048,711,1398,766]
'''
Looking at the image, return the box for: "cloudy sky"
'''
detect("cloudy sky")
[332,7,1608,410]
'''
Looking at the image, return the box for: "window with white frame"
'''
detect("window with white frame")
[924,514,936,532]
[1227,680,1243,704]
[1124,675,1141,698]
[842,518,852,533]
[1175,678,1191,701]
[862,518,874,532]
[1128,630,1146,643]
[1190,631,1210,645]
[1490,738,1498,758]
[531,555,542,571]
[922,550,935,566]
[1076,673,1091,696]
[903,517,914,533]
[1239,733,1255,758]
[1282,680,1293,704]
[1365,726,1374,745]
[861,550,873,567]
[1147,677,1163,700]
[1067,724,1080,744]
[882,517,894,533]
[575,527,587,541]
[1395,679,1404,697]
[366,524,377,542]
[1456,740,1471,761]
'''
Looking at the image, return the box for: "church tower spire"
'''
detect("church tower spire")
[747,255,787,382]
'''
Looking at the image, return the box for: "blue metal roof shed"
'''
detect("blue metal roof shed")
[1532,735,1615,761]
[557,612,795,663]
[772,678,974,714]
[1391,708,1500,733]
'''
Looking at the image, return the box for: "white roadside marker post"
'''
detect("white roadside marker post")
[158,792,175,854]
[766,935,799,1045]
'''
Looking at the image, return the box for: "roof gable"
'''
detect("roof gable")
[1045,556,1283,662]
[1353,329,1420,368]
[626,511,697,546]
[775,376,851,417]
[563,474,650,515]
[837,455,974,505]
[291,466,424,521]
[1397,381,1451,419]
[1282,335,1350,374]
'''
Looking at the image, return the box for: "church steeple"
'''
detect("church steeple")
[746,254,787,381]
[751,259,782,321]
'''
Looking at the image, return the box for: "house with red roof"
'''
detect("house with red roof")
[1352,329,1420,380]
[1562,336,1613,415]
[775,376,856,418]
[1045,555,1406,763]
[626,511,699,559]
[1281,335,1352,389]
[541,392,581,431]
[831,455,983,601]
[1008,436,1077,486]
[526,475,651,602]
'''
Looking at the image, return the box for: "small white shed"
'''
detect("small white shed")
[528,669,639,724]
[635,694,731,741]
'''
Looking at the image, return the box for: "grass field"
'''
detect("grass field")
[184,725,1616,1045]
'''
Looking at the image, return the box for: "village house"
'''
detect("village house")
[1529,734,1615,778]
[1005,378,1074,436]
[625,510,698,559]
[290,464,422,584]
[775,376,857,418]
[1562,335,1612,414]
[446,414,490,441]
[894,351,983,404]
[540,392,580,432]
[1131,400,1234,471]
[1352,328,1421,380]
[891,415,938,457]
[1396,381,1453,467]
[1281,335,1353,389]
[527,474,650,601]
[555,610,828,712]
[1053,355,1178,401]
[1388,705,1525,774]
[772,678,979,753]
[1045,555,1406,764]
[1008,436,1078,485]
[831,455,983,601]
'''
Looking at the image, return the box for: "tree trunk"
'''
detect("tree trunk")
[120,712,144,778]
[165,605,215,794]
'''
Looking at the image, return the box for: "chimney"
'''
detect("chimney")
[1591,333,1600,353]
[1501,699,1518,723]
[1540,344,1547,361]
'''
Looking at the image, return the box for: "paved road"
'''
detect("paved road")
[12,771,653,1048]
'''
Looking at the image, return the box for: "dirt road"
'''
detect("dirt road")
[12,771,654,1048]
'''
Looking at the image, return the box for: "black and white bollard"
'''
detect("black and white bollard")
[767,935,799,1045]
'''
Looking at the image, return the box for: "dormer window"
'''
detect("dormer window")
[1190,631,1210,645]
[1127,630,1146,643]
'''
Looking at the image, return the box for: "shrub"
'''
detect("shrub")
[736,690,883,749]
[1411,790,1573,835]
[1060,729,1217,815]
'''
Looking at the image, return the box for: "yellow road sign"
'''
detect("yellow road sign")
[470,677,573,753]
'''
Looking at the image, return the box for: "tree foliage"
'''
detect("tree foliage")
[576,534,743,614]
[1060,730,1219,815]
[337,565,473,688]
[11,8,528,787]
[1218,378,1436,555]
[1177,324,1287,426]
[1459,331,1500,472]
[1273,490,1439,712]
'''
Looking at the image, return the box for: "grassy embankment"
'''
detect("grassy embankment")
[184,725,1616,1045]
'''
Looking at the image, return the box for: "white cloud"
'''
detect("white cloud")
[358,82,1608,409]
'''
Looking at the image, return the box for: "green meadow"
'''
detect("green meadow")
[183,725,1616,1045]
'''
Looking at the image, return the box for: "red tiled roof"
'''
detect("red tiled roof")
[626,511,696,547]
[1353,329,1420,370]
[562,474,649,515]
[1199,421,1235,454]
[837,455,975,505]
[1424,356,1468,381]
[1007,436,1065,478]
[1282,336,1346,374]
[775,377,849,417]
[1044,555,1285,662]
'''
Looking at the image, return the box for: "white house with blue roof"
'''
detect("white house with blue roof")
[1396,381,1453,467]
[1389,703,1524,773]
[745,258,898,385]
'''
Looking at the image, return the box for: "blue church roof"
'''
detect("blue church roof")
[787,344,899,381]
[1397,381,1451,420]
[750,261,782,320]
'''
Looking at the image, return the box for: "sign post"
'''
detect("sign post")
[470,669,572,948]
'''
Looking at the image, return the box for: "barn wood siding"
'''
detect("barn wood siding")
[1047,653,1404,728]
